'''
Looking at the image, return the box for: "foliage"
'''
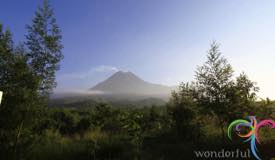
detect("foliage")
[168,82,203,141]
[26,0,63,96]
[194,41,260,140]
[195,42,234,122]
[0,0,63,158]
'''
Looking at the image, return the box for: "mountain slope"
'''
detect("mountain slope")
[90,71,175,96]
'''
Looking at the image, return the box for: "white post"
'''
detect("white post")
[0,91,3,105]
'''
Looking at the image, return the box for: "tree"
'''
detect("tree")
[0,1,63,159]
[146,106,162,134]
[194,42,260,141]
[123,110,143,159]
[92,103,113,128]
[26,0,63,97]
[168,82,202,141]
[227,73,259,120]
[195,41,234,140]
[0,24,41,159]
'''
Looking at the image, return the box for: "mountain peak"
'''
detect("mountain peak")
[110,71,142,81]
[113,70,137,76]
[113,71,133,76]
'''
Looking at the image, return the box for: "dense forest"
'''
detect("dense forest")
[0,1,275,160]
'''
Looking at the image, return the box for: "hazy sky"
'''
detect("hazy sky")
[1,0,275,99]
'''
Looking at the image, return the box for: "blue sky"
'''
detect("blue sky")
[1,0,275,99]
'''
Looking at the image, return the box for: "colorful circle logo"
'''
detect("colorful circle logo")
[228,116,275,160]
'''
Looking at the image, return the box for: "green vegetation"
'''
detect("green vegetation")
[0,0,275,159]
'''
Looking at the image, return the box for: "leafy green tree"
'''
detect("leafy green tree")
[143,106,163,134]
[76,117,91,134]
[229,73,271,119]
[0,1,63,159]
[102,108,128,134]
[195,42,234,140]
[255,98,273,119]
[123,111,143,159]
[26,0,63,97]
[227,73,259,119]
[168,82,202,141]
[195,42,261,141]
[51,109,78,135]
[92,103,113,128]
[0,24,41,159]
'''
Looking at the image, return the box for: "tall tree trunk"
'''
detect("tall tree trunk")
[218,118,225,143]
[14,120,24,160]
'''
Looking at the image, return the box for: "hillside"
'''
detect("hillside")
[90,71,175,96]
